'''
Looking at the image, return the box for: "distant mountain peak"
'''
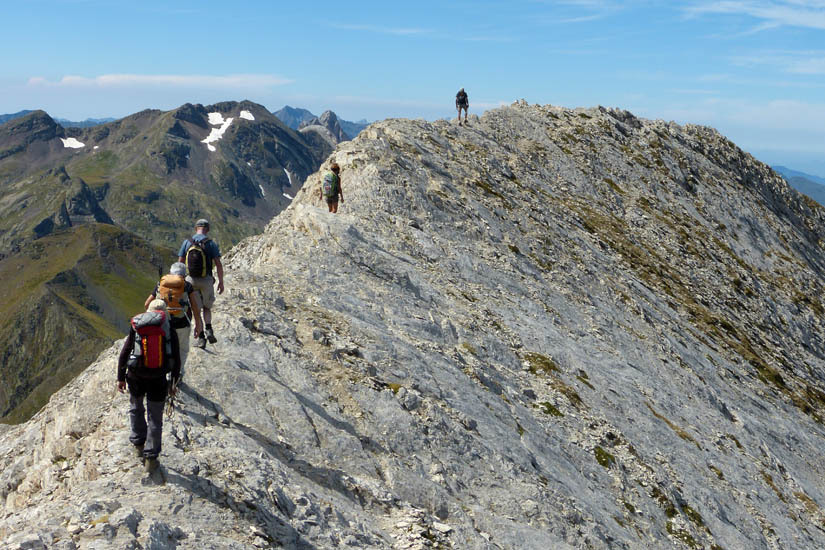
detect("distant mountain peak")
[298,109,350,143]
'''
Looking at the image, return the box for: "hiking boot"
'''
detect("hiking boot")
[144,457,159,473]
[133,443,144,459]
[205,326,217,344]
[195,333,206,349]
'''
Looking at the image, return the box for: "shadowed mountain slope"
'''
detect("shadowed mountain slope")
[0,102,328,422]
[2,103,825,549]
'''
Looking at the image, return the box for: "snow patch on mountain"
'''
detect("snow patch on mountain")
[202,112,234,152]
[240,110,255,121]
[207,112,225,125]
[60,137,85,149]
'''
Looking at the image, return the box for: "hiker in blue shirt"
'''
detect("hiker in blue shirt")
[177,219,224,349]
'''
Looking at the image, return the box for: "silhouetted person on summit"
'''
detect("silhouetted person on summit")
[456,88,469,125]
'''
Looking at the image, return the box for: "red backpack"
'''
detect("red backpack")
[130,311,169,369]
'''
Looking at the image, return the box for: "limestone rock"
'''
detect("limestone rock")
[3,103,825,549]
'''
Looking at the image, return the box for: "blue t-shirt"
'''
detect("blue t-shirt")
[179,234,221,276]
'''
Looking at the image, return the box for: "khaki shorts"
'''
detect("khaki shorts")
[187,275,215,309]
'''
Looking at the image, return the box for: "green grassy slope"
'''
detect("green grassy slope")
[0,224,168,423]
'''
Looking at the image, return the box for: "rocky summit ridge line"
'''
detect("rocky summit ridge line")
[2,102,825,549]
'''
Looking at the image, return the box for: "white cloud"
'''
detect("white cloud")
[27,73,292,89]
[686,1,825,30]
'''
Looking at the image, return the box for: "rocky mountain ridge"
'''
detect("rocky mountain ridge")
[299,110,351,146]
[0,110,115,128]
[2,102,825,549]
[273,106,369,138]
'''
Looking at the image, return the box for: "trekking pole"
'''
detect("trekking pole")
[165,378,180,418]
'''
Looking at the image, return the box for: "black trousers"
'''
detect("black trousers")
[126,375,168,459]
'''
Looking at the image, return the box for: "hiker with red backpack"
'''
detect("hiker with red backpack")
[117,299,181,473]
[177,219,224,349]
[144,262,202,375]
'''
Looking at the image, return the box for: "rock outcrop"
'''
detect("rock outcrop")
[299,111,351,144]
[2,102,825,549]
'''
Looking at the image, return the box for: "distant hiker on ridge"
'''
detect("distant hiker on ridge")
[117,299,181,473]
[144,262,202,375]
[456,88,469,125]
[178,219,224,349]
[320,162,343,213]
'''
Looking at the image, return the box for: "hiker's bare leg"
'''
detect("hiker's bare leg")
[331,202,338,213]
[202,306,212,326]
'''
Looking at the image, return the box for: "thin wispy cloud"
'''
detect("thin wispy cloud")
[669,88,721,95]
[533,0,626,23]
[730,50,825,74]
[330,23,432,36]
[686,1,825,31]
[27,74,293,88]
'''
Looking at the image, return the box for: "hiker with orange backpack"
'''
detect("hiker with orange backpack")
[178,219,224,348]
[144,262,202,375]
[117,299,181,473]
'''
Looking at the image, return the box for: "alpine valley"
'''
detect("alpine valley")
[0,101,353,423]
[1,102,825,549]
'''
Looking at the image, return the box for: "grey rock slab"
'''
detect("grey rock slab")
[4,103,825,549]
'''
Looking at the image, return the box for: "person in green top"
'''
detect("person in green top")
[319,162,343,213]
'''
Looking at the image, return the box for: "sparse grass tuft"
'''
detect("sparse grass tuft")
[524,352,559,375]
[594,446,616,468]
[539,402,564,417]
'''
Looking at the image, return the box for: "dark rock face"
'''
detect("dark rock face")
[166,120,190,140]
[0,111,63,160]
[65,179,113,224]
[210,160,258,207]
[173,103,208,128]
[159,138,190,172]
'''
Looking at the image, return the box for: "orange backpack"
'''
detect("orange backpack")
[157,274,187,316]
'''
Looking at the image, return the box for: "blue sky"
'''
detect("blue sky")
[2,0,825,175]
